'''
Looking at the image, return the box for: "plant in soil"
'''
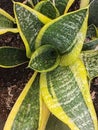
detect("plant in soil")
[0,0,98,130]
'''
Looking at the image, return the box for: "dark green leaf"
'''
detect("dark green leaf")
[89,0,98,27]
[46,114,71,130]
[28,45,60,72]
[0,47,28,68]
[82,38,98,51]
[34,1,60,19]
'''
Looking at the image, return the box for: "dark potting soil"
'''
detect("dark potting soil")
[0,0,98,130]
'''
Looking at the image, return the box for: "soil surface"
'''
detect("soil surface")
[0,0,98,130]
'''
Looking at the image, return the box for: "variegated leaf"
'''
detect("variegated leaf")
[4,72,50,130]
[14,2,51,58]
[0,8,18,34]
[40,59,98,130]
[81,50,98,79]
[34,1,60,19]
[0,47,28,68]
[36,8,88,66]
[28,45,60,72]
[50,0,75,14]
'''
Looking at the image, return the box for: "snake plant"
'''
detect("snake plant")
[0,0,98,130]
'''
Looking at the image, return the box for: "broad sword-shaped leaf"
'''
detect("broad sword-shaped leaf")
[40,59,98,130]
[14,2,51,58]
[0,47,28,68]
[36,8,88,66]
[4,72,50,130]
[0,8,18,34]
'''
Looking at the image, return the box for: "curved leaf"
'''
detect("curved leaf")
[50,0,75,14]
[36,8,88,66]
[14,2,51,58]
[4,72,49,130]
[0,8,18,34]
[4,72,38,130]
[82,38,98,51]
[0,47,28,68]
[34,1,60,19]
[81,50,98,80]
[28,45,60,72]
[40,59,98,130]
[86,24,98,40]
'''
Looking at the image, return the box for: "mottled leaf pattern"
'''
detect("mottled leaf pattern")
[40,59,98,130]
[82,50,98,79]
[36,8,88,66]
[4,73,40,130]
[14,2,51,58]
[28,45,60,72]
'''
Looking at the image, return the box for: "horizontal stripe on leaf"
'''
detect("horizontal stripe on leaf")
[34,1,60,19]
[28,45,60,72]
[35,8,88,55]
[0,47,28,68]
[81,50,98,79]
[82,38,98,51]
[14,2,51,58]
[40,59,98,130]
[4,72,40,130]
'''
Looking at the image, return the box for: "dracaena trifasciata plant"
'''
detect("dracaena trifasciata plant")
[0,0,98,130]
